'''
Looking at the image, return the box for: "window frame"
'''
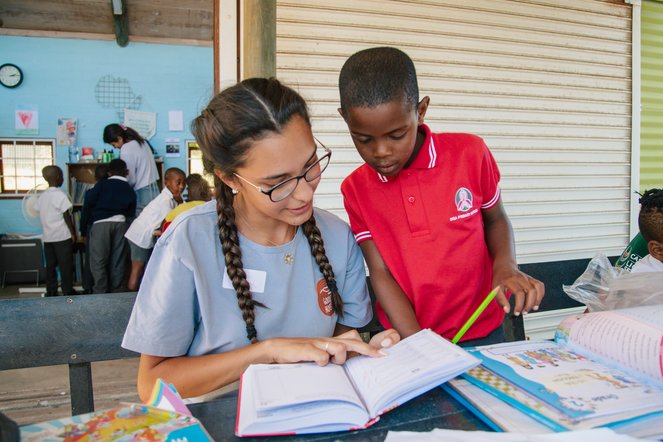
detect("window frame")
[186,139,215,187]
[0,138,55,198]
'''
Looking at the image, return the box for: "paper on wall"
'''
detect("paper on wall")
[124,109,156,140]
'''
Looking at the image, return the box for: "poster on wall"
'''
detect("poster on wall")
[168,110,184,131]
[56,118,78,146]
[124,109,156,140]
[15,105,39,136]
[165,138,181,158]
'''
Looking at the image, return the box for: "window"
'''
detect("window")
[187,140,215,187]
[0,139,54,196]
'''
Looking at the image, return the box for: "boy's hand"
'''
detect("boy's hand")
[368,328,400,350]
[492,267,544,316]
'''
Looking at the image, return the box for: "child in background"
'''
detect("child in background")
[631,188,663,273]
[35,165,77,297]
[80,159,136,293]
[103,124,160,215]
[161,173,211,232]
[122,78,398,402]
[80,163,110,294]
[124,167,186,291]
[338,47,545,345]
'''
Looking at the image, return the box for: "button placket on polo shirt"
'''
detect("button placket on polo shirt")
[400,171,430,236]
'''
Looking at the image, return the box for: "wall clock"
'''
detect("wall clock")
[0,63,24,88]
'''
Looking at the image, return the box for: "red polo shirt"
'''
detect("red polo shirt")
[341,124,504,341]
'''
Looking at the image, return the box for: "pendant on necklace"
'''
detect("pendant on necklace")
[284,253,295,265]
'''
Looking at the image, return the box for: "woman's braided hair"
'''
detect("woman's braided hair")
[190,78,343,343]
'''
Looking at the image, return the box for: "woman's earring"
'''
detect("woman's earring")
[232,188,239,195]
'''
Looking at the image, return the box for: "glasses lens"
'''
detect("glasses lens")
[270,177,299,202]
[305,152,330,183]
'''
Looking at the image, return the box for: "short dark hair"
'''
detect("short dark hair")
[94,163,110,181]
[339,46,419,111]
[165,167,186,181]
[107,159,127,176]
[638,188,663,243]
[185,173,210,202]
[41,165,62,183]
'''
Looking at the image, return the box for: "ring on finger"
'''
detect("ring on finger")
[324,342,329,352]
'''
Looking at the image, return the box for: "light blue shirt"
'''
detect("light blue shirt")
[122,201,372,357]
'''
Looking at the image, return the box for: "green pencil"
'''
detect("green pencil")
[451,287,499,344]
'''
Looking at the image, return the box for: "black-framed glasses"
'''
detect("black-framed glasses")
[233,139,331,202]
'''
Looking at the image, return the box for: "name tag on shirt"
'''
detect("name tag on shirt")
[223,268,266,293]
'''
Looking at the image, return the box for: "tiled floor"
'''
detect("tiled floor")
[0,283,140,426]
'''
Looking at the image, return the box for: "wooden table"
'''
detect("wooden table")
[189,387,489,441]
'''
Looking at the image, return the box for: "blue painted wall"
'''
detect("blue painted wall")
[0,36,214,234]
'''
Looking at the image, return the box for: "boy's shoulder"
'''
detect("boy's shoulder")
[101,177,132,189]
[40,186,67,199]
[434,131,485,144]
[158,200,217,243]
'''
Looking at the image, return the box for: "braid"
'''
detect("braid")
[216,184,263,343]
[302,216,344,318]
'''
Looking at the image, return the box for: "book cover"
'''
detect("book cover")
[442,377,554,433]
[235,329,480,436]
[20,404,211,442]
[19,379,212,441]
[457,305,663,438]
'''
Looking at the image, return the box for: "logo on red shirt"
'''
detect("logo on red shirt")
[455,187,473,212]
[317,278,334,316]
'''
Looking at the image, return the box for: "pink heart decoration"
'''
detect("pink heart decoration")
[18,112,33,128]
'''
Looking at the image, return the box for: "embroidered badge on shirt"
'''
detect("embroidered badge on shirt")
[455,187,473,212]
[316,278,333,316]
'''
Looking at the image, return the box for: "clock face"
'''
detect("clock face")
[0,63,23,88]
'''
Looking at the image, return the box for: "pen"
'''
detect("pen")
[451,287,499,344]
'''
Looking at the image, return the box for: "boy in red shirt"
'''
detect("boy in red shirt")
[338,47,545,345]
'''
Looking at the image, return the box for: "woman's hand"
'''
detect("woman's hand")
[263,329,391,367]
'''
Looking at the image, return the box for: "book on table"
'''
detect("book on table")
[20,379,213,441]
[235,328,480,437]
[453,305,663,439]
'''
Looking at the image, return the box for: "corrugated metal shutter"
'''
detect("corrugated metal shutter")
[642,0,663,190]
[276,0,633,263]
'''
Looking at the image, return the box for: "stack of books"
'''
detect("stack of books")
[445,305,663,439]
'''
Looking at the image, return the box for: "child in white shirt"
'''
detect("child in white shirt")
[124,167,185,290]
[631,188,663,273]
[35,165,76,296]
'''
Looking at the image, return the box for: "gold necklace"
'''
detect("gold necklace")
[235,210,297,265]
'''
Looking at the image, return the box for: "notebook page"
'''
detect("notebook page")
[344,329,474,415]
[250,363,363,411]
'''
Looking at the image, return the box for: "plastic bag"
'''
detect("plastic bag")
[562,252,663,312]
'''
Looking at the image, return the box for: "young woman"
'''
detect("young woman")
[122,78,399,402]
[103,124,160,214]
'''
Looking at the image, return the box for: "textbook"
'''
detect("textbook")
[458,305,663,438]
[235,328,480,436]
[442,377,554,433]
[20,405,212,442]
[20,379,213,441]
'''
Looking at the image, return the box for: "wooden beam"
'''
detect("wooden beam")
[241,0,275,79]
[111,0,129,47]
[0,28,212,47]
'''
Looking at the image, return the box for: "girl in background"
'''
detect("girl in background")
[103,123,160,215]
[122,78,399,401]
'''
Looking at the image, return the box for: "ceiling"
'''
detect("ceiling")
[0,0,214,46]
